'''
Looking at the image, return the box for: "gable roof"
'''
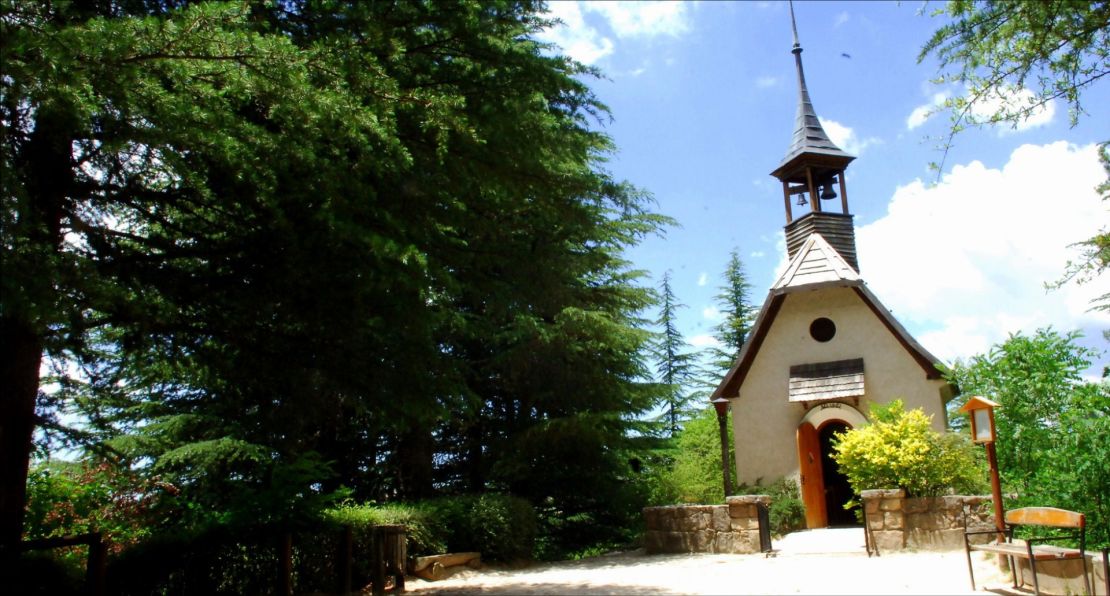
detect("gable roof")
[711,234,945,399]
[773,233,859,291]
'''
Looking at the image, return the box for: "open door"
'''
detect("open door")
[796,422,827,528]
[818,421,857,526]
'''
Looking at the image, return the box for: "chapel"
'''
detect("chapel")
[710,12,954,529]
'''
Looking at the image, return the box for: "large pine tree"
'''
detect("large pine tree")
[1,0,667,545]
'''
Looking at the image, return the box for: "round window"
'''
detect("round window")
[810,317,836,342]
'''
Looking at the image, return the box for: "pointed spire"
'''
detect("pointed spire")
[780,1,852,166]
[772,1,858,268]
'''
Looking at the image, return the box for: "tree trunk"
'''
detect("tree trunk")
[0,319,43,546]
[397,425,434,500]
[466,420,484,493]
[1,105,73,545]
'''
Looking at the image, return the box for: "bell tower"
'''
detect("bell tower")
[771,4,859,271]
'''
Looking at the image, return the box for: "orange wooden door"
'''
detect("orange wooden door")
[796,422,827,528]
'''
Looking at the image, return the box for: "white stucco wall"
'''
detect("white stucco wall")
[728,285,949,487]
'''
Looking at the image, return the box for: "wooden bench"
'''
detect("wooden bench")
[964,507,1090,595]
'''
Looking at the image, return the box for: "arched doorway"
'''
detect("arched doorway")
[796,403,866,528]
[818,421,856,526]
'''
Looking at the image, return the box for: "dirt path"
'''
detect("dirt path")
[405,547,1012,595]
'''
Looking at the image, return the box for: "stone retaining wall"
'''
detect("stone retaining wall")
[861,489,994,551]
[643,495,769,554]
[862,489,1109,594]
[1010,551,1109,595]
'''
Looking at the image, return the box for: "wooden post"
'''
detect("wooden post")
[717,411,733,498]
[986,442,1006,543]
[782,181,793,224]
[84,532,106,596]
[805,167,820,212]
[838,172,849,214]
[370,527,385,596]
[386,526,405,593]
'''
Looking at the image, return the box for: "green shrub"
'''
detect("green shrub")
[766,479,806,536]
[421,493,537,562]
[322,501,442,556]
[23,458,171,576]
[734,477,805,536]
[832,400,985,498]
[647,407,734,506]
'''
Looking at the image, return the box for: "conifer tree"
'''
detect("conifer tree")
[652,272,698,436]
[708,249,756,379]
[1,0,667,545]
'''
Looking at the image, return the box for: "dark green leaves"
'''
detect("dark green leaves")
[6,0,668,552]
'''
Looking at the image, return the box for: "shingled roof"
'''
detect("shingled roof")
[769,13,854,184]
[711,234,945,400]
[788,358,865,402]
[773,233,860,291]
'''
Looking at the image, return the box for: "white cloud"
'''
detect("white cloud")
[819,117,881,156]
[689,334,723,349]
[536,2,614,65]
[751,250,766,259]
[756,76,780,89]
[771,230,789,281]
[697,272,709,286]
[968,86,1056,132]
[584,1,692,39]
[833,12,850,28]
[906,92,950,130]
[907,86,1055,133]
[906,105,933,131]
[856,142,1109,364]
[535,1,691,65]
[703,306,724,321]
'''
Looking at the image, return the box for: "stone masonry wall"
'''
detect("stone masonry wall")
[863,490,1109,595]
[861,489,995,552]
[643,495,770,554]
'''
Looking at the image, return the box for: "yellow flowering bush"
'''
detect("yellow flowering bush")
[832,400,985,497]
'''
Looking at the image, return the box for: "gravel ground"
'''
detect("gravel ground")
[404,548,1014,595]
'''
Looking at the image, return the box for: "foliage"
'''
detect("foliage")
[420,493,537,562]
[832,400,986,498]
[708,249,756,376]
[919,0,1110,173]
[22,458,178,572]
[734,477,806,537]
[528,450,649,561]
[2,0,668,553]
[947,328,1110,548]
[1049,142,1110,314]
[648,406,735,505]
[322,501,443,557]
[651,271,701,435]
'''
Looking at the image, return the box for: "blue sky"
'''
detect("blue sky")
[537,0,1110,375]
